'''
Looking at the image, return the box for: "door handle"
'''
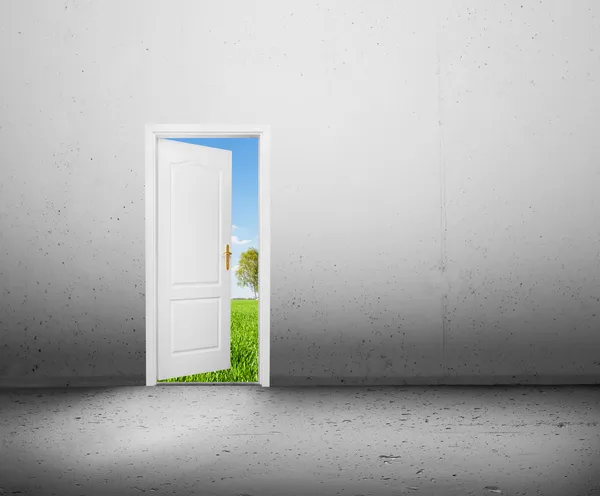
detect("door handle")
[223,244,232,270]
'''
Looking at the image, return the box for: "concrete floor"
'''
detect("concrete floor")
[0,385,599,496]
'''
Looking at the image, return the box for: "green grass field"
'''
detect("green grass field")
[158,299,258,383]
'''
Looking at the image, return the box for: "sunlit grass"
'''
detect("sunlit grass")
[158,299,258,383]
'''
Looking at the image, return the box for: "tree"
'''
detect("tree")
[235,247,259,299]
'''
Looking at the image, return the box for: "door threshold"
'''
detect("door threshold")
[157,382,260,386]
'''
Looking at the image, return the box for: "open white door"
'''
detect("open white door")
[156,138,232,380]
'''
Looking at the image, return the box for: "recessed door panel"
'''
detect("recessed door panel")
[171,298,220,353]
[170,163,221,285]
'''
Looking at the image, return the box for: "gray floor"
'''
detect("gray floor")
[1,385,599,496]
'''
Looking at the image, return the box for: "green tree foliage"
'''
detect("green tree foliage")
[235,247,259,299]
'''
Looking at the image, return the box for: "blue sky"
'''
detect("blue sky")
[168,137,259,299]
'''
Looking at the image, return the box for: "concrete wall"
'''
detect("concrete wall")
[1,0,598,387]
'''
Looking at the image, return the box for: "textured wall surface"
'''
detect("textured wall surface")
[438,1,600,383]
[0,0,598,386]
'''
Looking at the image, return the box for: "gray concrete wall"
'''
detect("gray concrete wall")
[1,0,598,387]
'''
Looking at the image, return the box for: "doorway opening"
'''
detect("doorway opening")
[145,125,271,387]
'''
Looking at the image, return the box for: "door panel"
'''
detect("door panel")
[170,164,221,285]
[171,298,220,353]
[157,138,232,380]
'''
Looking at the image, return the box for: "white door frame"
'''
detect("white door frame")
[145,124,271,387]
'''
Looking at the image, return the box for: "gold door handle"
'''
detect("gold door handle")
[223,244,232,270]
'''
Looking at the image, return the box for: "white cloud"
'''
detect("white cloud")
[232,224,239,230]
[232,235,251,245]
[232,264,239,273]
